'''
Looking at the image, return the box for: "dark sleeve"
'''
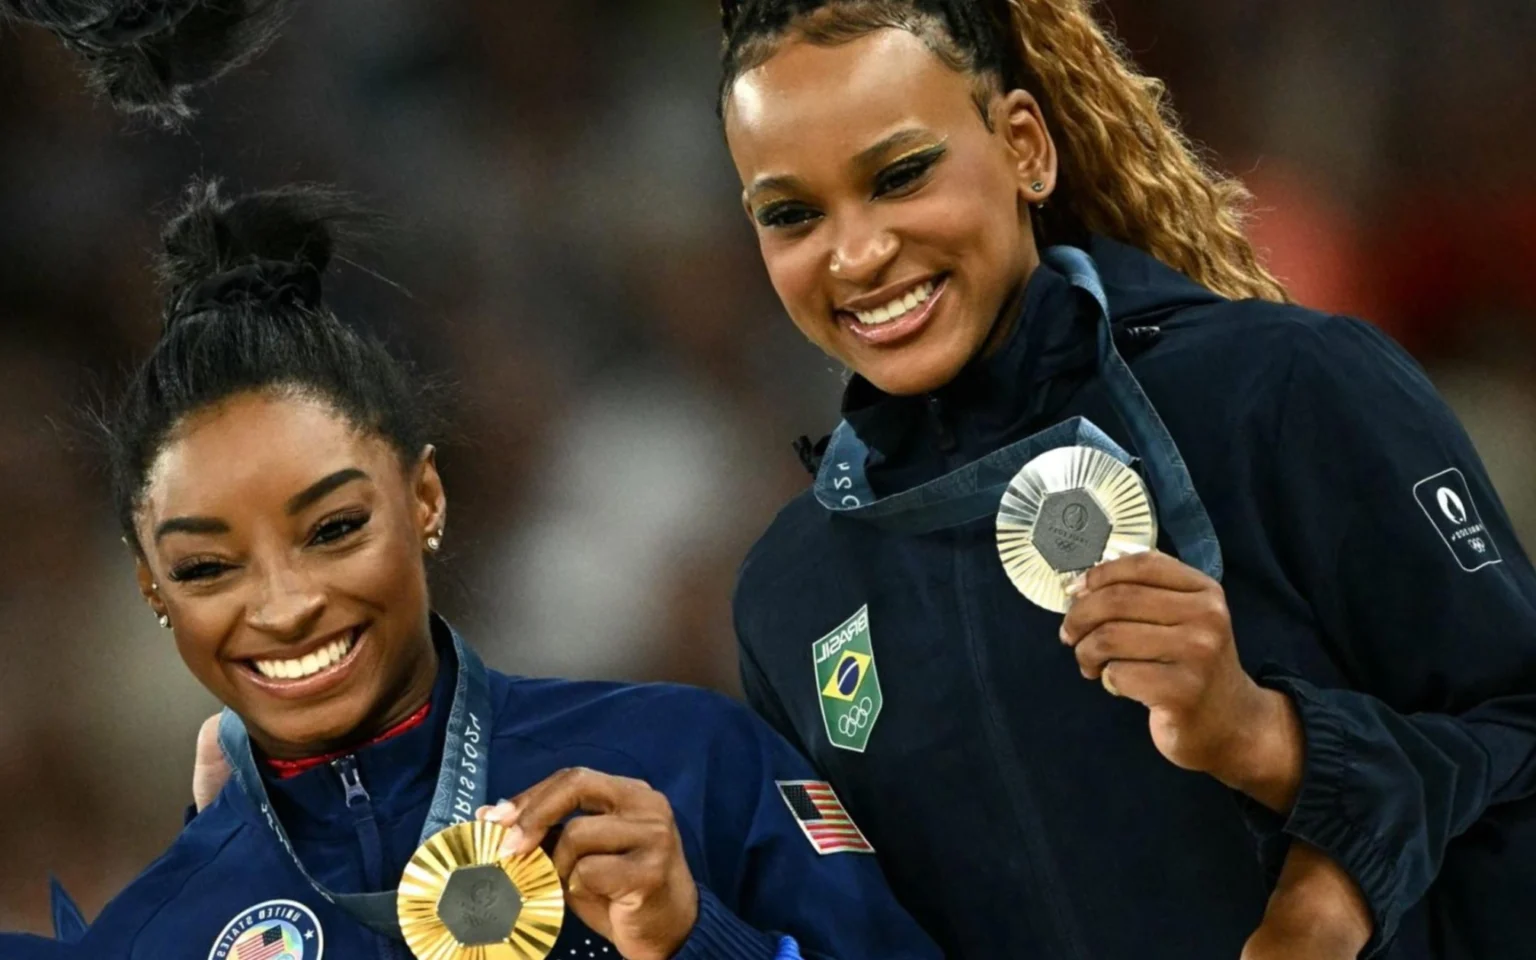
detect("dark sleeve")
[670,697,942,960]
[0,933,85,958]
[1254,315,1536,952]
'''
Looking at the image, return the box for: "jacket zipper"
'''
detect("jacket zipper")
[933,404,1090,958]
[333,757,411,960]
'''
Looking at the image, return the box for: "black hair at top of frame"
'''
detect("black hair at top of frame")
[720,0,1022,91]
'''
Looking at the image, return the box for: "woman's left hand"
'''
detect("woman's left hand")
[1060,550,1303,811]
[477,768,698,960]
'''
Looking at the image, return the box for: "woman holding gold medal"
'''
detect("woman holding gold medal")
[40,180,941,960]
[720,1,1536,958]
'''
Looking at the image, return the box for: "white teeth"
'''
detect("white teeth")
[253,632,356,682]
[853,280,936,326]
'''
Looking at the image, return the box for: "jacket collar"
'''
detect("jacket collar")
[260,617,459,837]
[837,235,1223,469]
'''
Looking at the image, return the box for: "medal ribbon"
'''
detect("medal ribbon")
[217,619,493,940]
[812,244,1223,580]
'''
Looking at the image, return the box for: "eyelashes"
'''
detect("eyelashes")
[753,143,948,231]
[165,511,372,583]
[873,145,946,197]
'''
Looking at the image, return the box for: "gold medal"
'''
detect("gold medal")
[997,445,1157,613]
[397,821,565,960]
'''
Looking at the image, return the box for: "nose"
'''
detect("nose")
[245,562,325,641]
[828,212,899,286]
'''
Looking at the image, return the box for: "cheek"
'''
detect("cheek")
[760,235,835,345]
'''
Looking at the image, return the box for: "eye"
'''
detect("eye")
[311,511,370,546]
[169,558,232,583]
[874,147,945,198]
[756,201,821,230]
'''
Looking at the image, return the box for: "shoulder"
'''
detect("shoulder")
[732,486,833,624]
[82,801,254,951]
[488,672,768,764]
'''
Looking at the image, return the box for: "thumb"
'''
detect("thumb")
[192,714,230,811]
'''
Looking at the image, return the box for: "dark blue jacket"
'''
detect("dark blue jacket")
[733,236,1536,959]
[47,626,940,959]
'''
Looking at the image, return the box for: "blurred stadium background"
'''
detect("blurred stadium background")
[1,0,1532,933]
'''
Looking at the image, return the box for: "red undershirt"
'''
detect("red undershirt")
[265,703,432,779]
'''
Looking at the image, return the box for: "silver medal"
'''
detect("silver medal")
[996,446,1157,613]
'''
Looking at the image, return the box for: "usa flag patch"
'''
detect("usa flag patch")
[776,780,874,855]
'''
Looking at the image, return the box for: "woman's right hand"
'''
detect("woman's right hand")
[1240,842,1372,960]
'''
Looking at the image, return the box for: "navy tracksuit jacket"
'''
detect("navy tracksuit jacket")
[733,236,1536,959]
[28,625,941,959]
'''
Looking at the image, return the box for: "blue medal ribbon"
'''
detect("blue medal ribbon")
[217,621,493,940]
[813,244,1223,580]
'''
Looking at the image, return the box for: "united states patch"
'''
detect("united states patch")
[776,780,874,855]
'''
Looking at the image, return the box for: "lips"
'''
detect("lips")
[838,274,949,347]
[237,625,369,701]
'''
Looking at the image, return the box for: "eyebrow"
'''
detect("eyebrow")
[152,468,370,544]
[284,468,370,516]
[744,128,939,205]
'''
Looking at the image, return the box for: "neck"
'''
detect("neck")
[253,639,441,762]
[977,266,1036,363]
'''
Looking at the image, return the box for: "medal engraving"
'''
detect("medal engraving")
[438,865,523,946]
[1033,489,1112,572]
[399,821,564,959]
[997,445,1157,613]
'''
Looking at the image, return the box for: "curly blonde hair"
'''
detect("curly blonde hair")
[722,0,1289,303]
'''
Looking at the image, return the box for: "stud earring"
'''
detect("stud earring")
[158,614,171,630]
[426,532,443,553]
[1030,180,1046,194]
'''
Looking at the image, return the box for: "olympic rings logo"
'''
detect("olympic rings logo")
[838,696,875,738]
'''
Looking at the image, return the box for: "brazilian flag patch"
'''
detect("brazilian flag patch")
[812,605,883,752]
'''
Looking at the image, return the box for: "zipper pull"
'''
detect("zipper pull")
[927,396,957,454]
[332,756,371,809]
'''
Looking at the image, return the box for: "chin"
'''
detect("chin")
[856,347,974,397]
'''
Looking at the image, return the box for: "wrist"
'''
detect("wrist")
[1215,686,1305,813]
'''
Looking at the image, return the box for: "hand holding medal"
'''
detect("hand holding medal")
[477,768,701,960]
[998,447,1299,808]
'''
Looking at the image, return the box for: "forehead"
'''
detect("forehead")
[141,392,390,523]
[725,28,978,174]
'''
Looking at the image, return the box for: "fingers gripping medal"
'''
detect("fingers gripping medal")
[997,446,1157,612]
[398,821,565,959]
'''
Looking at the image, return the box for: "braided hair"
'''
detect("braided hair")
[720,0,1288,303]
[1,0,293,125]
[106,179,436,546]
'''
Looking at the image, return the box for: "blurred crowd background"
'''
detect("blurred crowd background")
[1,0,1532,933]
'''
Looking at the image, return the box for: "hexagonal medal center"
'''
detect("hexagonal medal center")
[437,864,522,946]
[1033,489,1111,573]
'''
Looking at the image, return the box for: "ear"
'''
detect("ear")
[413,444,448,544]
[133,550,167,620]
[997,88,1058,204]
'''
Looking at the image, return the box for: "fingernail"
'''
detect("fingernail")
[1059,624,1071,644]
[1064,575,1088,597]
[474,805,493,821]
[567,872,584,897]
[492,800,516,820]
[498,826,524,860]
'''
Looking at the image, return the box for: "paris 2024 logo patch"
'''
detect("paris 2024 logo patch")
[1413,467,1503,573]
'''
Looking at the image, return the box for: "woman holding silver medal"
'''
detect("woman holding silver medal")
[30,180,941,960]
[720,1,1536,959]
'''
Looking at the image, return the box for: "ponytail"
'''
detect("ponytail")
[998,0,1287,301]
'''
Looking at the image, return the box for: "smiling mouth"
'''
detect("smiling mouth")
[837,275,949,346]
[241,626,366,684]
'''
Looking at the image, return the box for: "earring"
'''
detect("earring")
[1030,180,1046,194]
[426,532,443,553]
[158,614,171,630]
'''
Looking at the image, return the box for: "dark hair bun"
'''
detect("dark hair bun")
[2,0,293,124]
[159,178,369,323]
